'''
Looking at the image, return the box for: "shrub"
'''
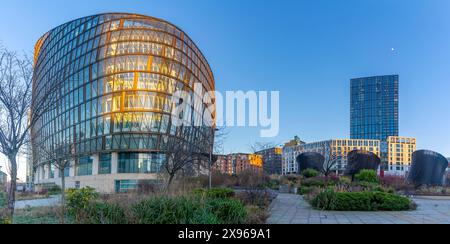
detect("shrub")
[310,189,413,211]
[380,175,407,188]
[132,196,203,224]
[302,169,320,178]
[85,202,128,224]
[193,188,235,199]
[265,179,281,190]
[332,192,372,211]
[47,185,62,195]
[355,181,380,190]
[206,188,235,199]
[190,209,221,224]
[301,177,326,187]
[370,192,412,211]
[237,170,269,188]
[310,188,337,210]
[66,187,99,223]
[0,191,6,208]
[132,195,247,224]
[339,176,352,185]
[206,198,247,224]
[245,205,269,224]
[0,204,10,224]
[235,189,274,208]
[355,170,379,183]
[298,186,313,195]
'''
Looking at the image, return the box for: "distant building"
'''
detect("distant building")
[385,136,416,176]
[284,136,305,148]
[350,75,399,142]
[213,153,263,175]
[350,75,399,169]
[0,166,7,187]
[283,139,380,175]
[256,147,283,175]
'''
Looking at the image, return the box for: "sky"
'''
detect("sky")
[0,0,449,180]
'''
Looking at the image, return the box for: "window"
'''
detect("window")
[118,152,165,174]
[99,153,112,174]
[77,156,93,176]
[64,167,70,177]
[75,181,81,189]
[115,180,138,193]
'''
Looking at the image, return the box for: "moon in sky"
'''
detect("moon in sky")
[391,48,395,51]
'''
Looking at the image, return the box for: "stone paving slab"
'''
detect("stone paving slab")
[266,194,450,224]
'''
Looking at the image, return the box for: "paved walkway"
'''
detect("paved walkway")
[15,196,61,210]
[267,194,450,224]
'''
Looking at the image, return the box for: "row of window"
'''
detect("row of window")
[45,152,165,178]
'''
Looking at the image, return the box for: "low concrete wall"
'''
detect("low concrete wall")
[35,173,159,193]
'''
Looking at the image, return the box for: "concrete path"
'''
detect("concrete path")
[267,194,450,224]
[15,195,61,210]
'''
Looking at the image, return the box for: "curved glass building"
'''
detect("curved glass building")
[32,13,215,193]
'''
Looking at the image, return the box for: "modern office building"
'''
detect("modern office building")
[213,153,263,175]
[351,75,399,170]
[350,75,399,142]
[282,139,380,175]
[386,136,416,176]
[31,13,215,193]
[256,147,283,175]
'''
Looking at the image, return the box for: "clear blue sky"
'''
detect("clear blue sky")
[0,0,449,179]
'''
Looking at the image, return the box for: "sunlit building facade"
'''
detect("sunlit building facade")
[213,154,263,175]
[31,13,215,193]
[386,136,416,176]
[282,139,380,175]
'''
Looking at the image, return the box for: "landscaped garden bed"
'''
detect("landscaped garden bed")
[65,186,272,224]
[278,169,419,211]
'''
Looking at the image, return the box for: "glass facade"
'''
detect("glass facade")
[32,13,215,181]
[350,75,399,142]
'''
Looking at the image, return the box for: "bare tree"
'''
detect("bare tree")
[157,125,228,192]
[160,131,203,192]
[249,141,276,154]
[322,141,338,176]
[33,141,75,224]
[0,46,58,218]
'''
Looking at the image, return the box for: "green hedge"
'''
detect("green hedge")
[311,189,412,211]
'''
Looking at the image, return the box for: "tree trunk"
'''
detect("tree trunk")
[7,154,18,219]
[166,174,175,193]
[60,168,66,224]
